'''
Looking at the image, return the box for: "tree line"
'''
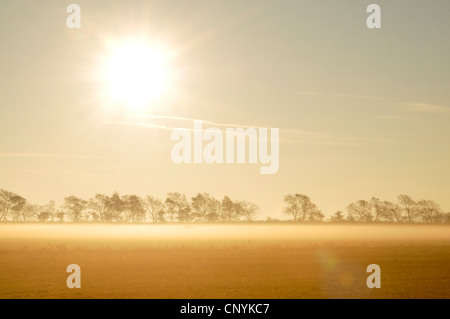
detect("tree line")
[0,189,258,223]
[0,188,449,224]
[282,193,450,224]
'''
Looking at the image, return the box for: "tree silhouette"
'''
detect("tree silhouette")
[0,187,448,224]
[282,194,323,222]
[237,200,259,222]
[88,194,109,222]
[64,196,87,222]
[23,203,40,222]
[443,212,450,224]
[370,198,384,222]
[206,196,221,222]
[191,193,210,222]
[125,195,146,222]
[221,195,237,221]
[417,200,443,223]
[378,200,403,222]
[10,195,26,222]
[36,211,52,222]
[0,189,23,222]
[398,194,418,223]
[107,192,125,222]
[192,193,221,222]
[144,196,164,223]
[347,200,372,222]
[329,211,345,222]
[165,192,190,222]
[55,211,65,223]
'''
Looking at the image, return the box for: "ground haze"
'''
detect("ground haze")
[0,224,449,299]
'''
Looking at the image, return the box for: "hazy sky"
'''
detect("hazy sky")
[0,0,449,218]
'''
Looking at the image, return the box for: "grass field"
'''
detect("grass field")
[0,224,449,299]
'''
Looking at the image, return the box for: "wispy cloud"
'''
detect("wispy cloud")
[110,115,368,146]
[298,91,450,115]
[298,91,393,103]
[0,168,98,177]
[0,153,104,159]
[399,102,450,114]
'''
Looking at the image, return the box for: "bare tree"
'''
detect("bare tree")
[191,193,210,222]
[191,193,221,222]
[329,211,345,222]
[282,194,322,222]
[417,200,443,223]
[398,194,418,223]
[64,196,87,222]
[206,197,221,222]
[88,194,109,222]
[234,201,244,221]
[370,198,384,222]
[443,212,450,224]
[347,200,373,222]
[221,195,237,221]
[164,200,176,223]
[236,201,259,222]
[144,196,164,223]
[158,210,166,223]
[36,211,52,222]
[55,210,65,223]
[378,200,403,222]
[106,192,125,222]
[38,201,56,222]
[165,192,190,222]
[123,195,145,222]
[0,189,24,221]
[23,203,40,222]
[10,195,26,222]
[308,209,325,222]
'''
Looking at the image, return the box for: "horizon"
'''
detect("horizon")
[1,186,448,223]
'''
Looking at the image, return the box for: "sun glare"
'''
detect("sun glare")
[101,39,170,109]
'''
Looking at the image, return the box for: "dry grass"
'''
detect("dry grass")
[0,224,449,299]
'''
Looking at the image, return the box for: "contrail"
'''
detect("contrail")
[110,115,368,146]
[0,153,105,159]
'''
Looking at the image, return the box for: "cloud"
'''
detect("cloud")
[0,153,104,159]
[110,115,368,146]
[298,91,393,103]
[0,168,98,177]
[400,102,450,114]
[298,91,450,115]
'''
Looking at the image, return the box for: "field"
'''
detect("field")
[0,224,449,299]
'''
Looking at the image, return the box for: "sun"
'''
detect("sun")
[101,39,170,109]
